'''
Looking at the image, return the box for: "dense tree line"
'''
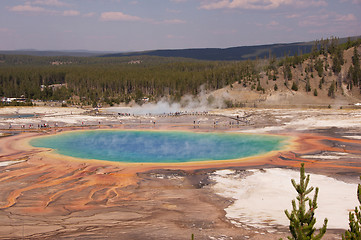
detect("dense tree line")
[0,58,259,105]
[0,54,194,66]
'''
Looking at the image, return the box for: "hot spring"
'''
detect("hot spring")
[0,114,37,118]
[30,130,289,163]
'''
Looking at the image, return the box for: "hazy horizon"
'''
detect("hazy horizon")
[1,0,360,52]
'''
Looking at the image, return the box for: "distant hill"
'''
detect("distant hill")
[101,42,313,61]
[0,50,116,57]
[1,36,359,60]
[101,36,361,61]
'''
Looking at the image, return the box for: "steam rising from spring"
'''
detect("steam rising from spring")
[107,88,230,115]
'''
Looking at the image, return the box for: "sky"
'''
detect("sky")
[0,0,360,52]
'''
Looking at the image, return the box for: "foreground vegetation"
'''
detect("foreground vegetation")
[343,176,361,240]
[283,163,327,240]
[283,164,361,240]
[192,163,361,239]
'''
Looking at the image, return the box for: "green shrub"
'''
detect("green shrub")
[283,163,328,240]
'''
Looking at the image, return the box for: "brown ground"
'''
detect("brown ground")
[1,109,361,240]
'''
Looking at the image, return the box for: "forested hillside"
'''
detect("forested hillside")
[0,37,360,108]
[211,37,361,107]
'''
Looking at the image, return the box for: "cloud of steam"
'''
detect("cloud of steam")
[106,87,230,115]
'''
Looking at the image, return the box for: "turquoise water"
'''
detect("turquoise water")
[0,114,36,118]
[30,130,288,163]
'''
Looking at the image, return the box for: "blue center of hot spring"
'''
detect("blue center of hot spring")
[30,130,288,163]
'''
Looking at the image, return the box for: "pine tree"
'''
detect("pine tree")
[305,80,311,92]
[314,58,324,77]
[328,81,336,98]
[349,47,361,87]
[331,46,344,73]
[274,84,278,91]
[284,63,293,81]
[314,89,318,96]
[342,177,361,239]
[284,163,328,240]
[257,81,262,91]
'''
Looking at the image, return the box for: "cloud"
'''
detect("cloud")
[87,35,116,40]
[83,12,96,17]
[200,0,290,10]
[30,0,70,7]
[162,19,186,24]
[294,0,327,7]
[9,4,55,14]
[199,0,326,10]
[0,28,15,37]
[298,14,329,27]
[10,3,82,17]
[63,10,80,16]
[306,19,360,36]
[340,0,361,4]
[286,13,301,18]
[212,29,237,35]
[166,8,182,13]
[149,18,186,24]
[335,13,356,21]
[255,20,291,31]
[100,12,186,24]
[0,28,10,33]
[167,34,185,39]
[100,12,142,21]
[267,20,279,26]
[299,12,357,27]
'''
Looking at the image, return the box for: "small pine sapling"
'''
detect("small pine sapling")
[342,177,361,239]
[283,163,328,240]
